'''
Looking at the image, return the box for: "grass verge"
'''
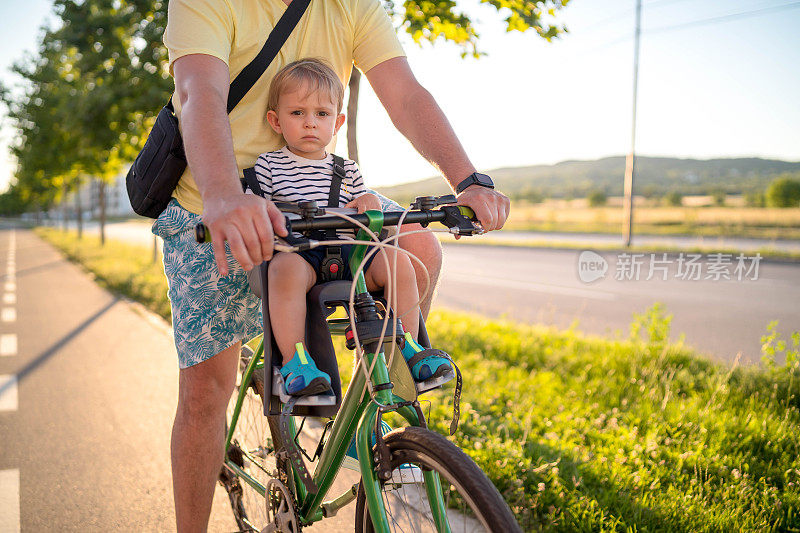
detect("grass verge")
[37,227,800,531]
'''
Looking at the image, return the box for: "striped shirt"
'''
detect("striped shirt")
[252,146,365,207]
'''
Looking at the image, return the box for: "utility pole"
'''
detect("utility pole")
[623,0,642,247]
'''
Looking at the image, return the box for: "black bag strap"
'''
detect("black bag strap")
[227,0,311,112]
[166,0,311,114]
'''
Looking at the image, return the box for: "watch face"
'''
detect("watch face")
[475,173,494,187]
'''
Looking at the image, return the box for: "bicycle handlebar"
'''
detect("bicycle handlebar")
[194,202,479,244]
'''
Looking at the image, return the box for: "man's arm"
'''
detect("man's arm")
[173,54,286,275]
[365,57,510,231]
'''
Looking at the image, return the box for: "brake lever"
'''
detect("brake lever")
[440,205,483,236]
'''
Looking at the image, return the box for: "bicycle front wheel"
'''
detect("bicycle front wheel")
[221,347,287,532]
[354,426,521,533]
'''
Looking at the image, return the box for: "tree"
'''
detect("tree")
[664,191,683,207]
[587,189,607,207]
[765,175,800,208]
[2,0,172,241]
[345,0,570,162]
[710,187,726,207]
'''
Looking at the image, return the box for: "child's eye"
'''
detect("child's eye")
[318,111,329,117]
[291,110,303,116]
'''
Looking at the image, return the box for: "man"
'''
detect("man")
[157,0,509,529]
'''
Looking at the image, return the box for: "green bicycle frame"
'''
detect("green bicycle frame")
[224,209,452,531]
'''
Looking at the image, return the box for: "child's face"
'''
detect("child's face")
[266,82,345,160]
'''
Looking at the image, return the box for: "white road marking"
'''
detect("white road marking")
[1,308,16,323]
[3,293,15,305]
[0,334,16,356]
[0,469,20,533]
[0,374,18,411]
[445,271,618,301]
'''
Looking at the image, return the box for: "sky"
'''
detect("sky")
[1,0,799,192]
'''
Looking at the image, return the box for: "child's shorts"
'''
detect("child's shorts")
[297,244,377,282]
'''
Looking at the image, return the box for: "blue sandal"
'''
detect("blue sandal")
[400,333,453,382]
[280,343,332,397]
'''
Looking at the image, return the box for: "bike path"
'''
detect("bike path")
[0,227,238,531]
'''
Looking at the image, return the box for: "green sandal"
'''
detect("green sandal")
[400,333,453,382]
[280,343,332,397]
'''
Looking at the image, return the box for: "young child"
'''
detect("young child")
[253,58,451,397]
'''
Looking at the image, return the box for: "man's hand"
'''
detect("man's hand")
[203,194,288,276]
[345,193,382,214]
[173,54,289,276]
[456,185,510,232]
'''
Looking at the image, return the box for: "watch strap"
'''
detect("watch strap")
[455,173,494,194]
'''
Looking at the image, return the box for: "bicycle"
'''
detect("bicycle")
[195,194,522,532]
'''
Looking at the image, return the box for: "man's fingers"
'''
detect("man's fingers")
[252,214,275,262]
[266,201,288,237]
[211,233,229,277]
[237,221,264,266]
[226,232,253,271]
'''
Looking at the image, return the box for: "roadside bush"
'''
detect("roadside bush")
[664,191,683,206]
[744,189,766,207]
[710,187,726,206]
[766,176,800,207]
[587,189,607,207]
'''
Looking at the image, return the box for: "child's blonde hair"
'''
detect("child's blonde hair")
[267,58,344,114]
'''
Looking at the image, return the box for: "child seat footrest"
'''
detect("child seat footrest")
[415,368,456,393]
[344,317,405,351]
[272,367,337,406]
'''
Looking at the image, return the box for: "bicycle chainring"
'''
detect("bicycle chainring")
[262,478,300,533]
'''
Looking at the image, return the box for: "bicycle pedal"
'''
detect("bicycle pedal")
[415,368,455,394]
[272,367,336,406]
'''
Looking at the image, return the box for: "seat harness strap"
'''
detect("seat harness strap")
[320,155,347,282]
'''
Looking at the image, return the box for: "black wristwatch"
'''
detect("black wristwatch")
[455,172,494,194]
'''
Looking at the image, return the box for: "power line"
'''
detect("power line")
[646,1,800,34]
[586,1,800,51]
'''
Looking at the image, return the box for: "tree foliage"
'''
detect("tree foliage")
[1,0,172,213]
[765,175,800,208]
[395,0,569,56]
[587,189,607,207]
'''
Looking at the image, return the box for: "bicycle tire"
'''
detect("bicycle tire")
[354,426,522,533]
[221,348,293,532]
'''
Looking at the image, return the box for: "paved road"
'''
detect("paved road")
[437,242,800,364]
[0,228,240,531]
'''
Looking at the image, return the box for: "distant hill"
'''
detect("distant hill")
[375,156,800,204]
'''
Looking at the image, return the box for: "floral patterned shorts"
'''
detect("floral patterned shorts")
[152,199,262,368]
[153,192,401,369]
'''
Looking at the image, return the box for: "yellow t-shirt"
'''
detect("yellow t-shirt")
[163,0,405,214]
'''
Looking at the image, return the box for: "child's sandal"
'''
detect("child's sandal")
[401,332,453,382]
[280,343,332,397]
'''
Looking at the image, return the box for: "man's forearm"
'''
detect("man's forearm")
[179,89,242,201]
[389,85,476,190]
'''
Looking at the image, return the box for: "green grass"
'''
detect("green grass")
[36,227,800,531]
